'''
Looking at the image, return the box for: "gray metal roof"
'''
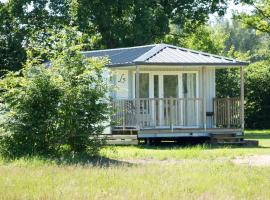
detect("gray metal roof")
[82,44,248,67]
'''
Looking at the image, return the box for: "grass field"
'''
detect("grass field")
[0,130,270,200]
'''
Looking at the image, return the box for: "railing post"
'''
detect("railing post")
[123,100,126,130]
[135,65,140,129]
[240,66,245,131]
[202,67,207,130]
[227,98,230,128]
[213,98,216,128]
[169,97,174,132]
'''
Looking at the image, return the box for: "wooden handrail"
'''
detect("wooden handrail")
[213,98,240,128]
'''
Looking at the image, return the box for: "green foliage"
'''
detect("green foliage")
[6,0,230,48]
[240,0,270,34]
[0,2,26,76]
[0,27,111,158]
[214,19,270,128]
[216,68,240,98]
[0,71,62,157]
[245,60,270,128]
[222,20,262,54]
[164,22,227,55]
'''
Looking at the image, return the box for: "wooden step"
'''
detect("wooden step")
[211,136,243,141]
[106,135,137,139]
[103,134,138,145]
[107,140,138,145]
[214,141,246,145]
[211,136,243,140]
[210,133,236,138]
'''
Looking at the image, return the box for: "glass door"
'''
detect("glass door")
[182,73,198,126]
[163,75,179,126]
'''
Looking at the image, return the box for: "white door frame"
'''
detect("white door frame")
[132,71,199,128]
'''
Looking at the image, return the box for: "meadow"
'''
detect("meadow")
[0,130,270,200]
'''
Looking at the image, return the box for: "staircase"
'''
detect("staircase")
[210,133,245,145]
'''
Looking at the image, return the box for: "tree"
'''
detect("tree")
[245,60,270,128]
[7,0,231,49]
[217,17,270,128]
[0,27,111,157]
[240,0,270,34]
[0,3,26,76]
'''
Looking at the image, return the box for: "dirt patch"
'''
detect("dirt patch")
[120,155,270,166]
[119,158,186,165]
[233,155,270,167]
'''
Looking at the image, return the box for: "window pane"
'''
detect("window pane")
[182,73,197,126]
[182,73,196,98]
[135,73,149,98]
[163,75,178,98]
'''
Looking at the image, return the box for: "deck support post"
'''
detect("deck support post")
[240,66,245,131]
[202,67,207,130]
[135,65,140,129]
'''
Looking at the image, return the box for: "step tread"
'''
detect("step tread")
[211,136,243,139]
[214,141,246,144]
[106,135,138,139]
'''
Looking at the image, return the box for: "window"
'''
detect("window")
[135,73,149,98]
[163,75,178,98]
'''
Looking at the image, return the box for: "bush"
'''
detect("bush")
[0,28,111,158]
[245,60,270,128]
[0,72,61,157]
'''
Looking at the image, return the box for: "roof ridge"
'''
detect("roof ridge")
[134,44,166,62]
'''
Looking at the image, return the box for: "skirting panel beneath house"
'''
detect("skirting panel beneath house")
[138,132,209,138]
[138,128,243,139]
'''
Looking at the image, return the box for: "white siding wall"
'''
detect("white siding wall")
[112,70,129,99]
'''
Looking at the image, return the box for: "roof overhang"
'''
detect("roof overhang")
[106,61,248,68]
[134,61,248,66]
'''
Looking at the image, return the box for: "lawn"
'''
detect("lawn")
[0,130,270,200]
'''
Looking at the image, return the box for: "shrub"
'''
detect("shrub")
[0,27,111,158]
[0,71,62,157]
[245,60,270,128]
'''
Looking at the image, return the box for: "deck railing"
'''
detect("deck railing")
[112,98,201,129]
[213,98,241,128]
[112,97,241,130]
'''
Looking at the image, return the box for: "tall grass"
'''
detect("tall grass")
[0,159,270,200]
[0,130,269,200]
